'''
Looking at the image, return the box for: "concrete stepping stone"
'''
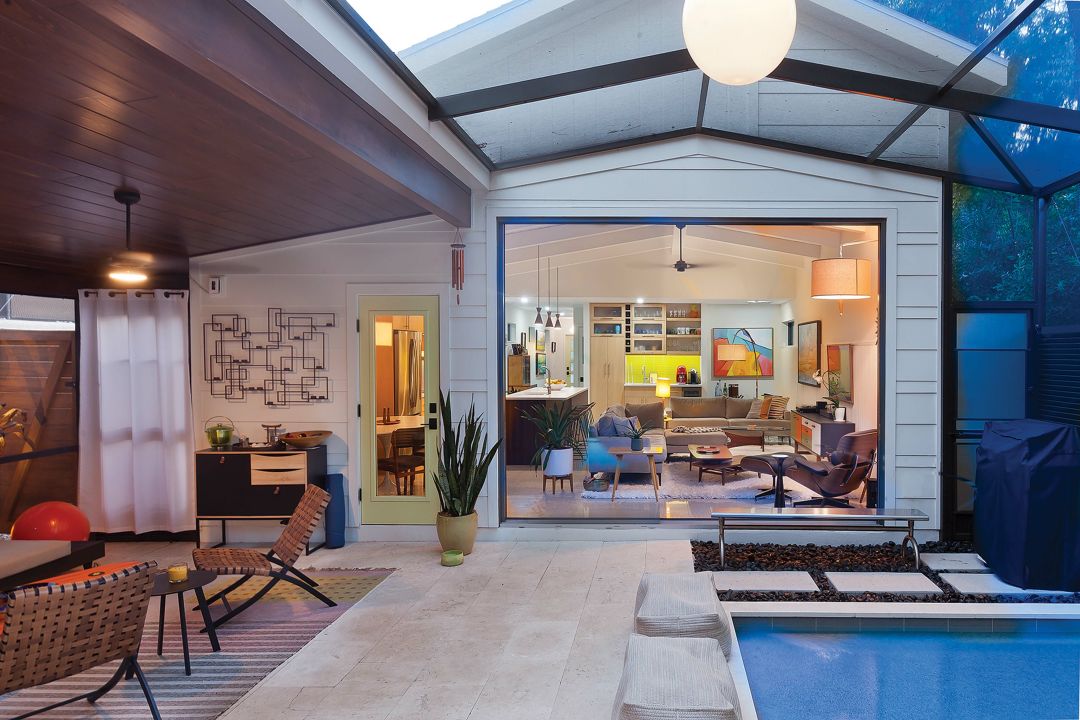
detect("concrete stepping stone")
[940,573,1073,596]
[712,571,817,593]
[825,572,942,596]
[921,553,987,572]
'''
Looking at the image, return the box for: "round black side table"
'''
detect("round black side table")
[151,570,221,676]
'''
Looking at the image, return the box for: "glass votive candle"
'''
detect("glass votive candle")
[167,563,189,583]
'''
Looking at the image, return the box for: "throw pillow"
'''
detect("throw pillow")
[758,396,773,419]
[611,415,641,437]
[625,401,664,431]
[767,395,789,419]
[596,410,623,437]
[746,397,763,419]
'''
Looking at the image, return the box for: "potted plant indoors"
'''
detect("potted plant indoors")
[432,391,500,555]
[521,401,594,479]
[624,421,655,452]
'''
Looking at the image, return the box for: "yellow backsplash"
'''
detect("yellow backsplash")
[624,354,703,383]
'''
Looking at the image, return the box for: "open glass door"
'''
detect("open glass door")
[359,296,440,524]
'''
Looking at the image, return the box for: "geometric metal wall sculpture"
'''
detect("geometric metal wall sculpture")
[203,308,335,406]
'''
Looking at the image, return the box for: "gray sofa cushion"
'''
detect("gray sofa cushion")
[671,396,726,419]
[611,634,741,720]
[726,397,753,418]
[626,401,665,431]
[634,572,733,656]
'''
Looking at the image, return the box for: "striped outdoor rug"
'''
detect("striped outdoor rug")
[0,568,392,719]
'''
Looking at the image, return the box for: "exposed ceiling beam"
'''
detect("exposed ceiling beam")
[686,225,825,258]
[432,50,1080,137]
[506,224,662,251]
[868,0,1046,161]
[81,0,472,227]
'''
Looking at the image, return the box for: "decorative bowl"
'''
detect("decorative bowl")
[280,430,332,449]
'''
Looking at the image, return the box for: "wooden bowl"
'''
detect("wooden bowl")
[280,430,332,449]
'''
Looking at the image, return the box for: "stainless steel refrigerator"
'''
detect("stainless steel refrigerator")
[393,329,423,416]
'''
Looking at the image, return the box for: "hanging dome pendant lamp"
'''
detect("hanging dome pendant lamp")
[682,0,797,86]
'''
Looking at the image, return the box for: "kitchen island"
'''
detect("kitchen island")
[504,386,590,465]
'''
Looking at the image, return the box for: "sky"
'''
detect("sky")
[347,0,509,51]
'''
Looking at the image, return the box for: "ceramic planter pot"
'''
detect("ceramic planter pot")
[630,437,644,451]
[543,447,574,477]
[436,511,478,555]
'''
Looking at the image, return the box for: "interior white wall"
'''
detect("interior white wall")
[783,240,880,430]
[700,303,790,400]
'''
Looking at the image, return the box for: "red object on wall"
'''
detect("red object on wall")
[676,365,688,384]
[10,501,91,541]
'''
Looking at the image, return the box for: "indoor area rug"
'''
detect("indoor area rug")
[0,568,393,719]
[581,445,820,502]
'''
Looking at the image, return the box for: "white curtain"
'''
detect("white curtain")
[78,290,195,533]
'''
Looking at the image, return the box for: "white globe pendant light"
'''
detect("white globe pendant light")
[682,0,797,86]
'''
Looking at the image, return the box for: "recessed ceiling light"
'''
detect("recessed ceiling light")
[520,296,529,304]
[636,297,645,304]
[108,268,148,283]
[746,299,771,304]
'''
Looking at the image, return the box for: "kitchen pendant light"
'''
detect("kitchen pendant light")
[544,259,554,328]
[554,266,562,329]
[533,246,544,327]
[682,0,797,86]
[108,189,148,283]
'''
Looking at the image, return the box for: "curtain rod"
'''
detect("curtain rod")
[81,290,187,298]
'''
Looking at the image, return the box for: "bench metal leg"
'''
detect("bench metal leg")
[902,519,920,569]
[718,518,726,569]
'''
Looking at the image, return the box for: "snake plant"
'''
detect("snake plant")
[432,391,501,517]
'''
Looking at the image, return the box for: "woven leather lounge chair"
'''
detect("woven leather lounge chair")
[0,562,160,720]
[193,484,336,630]
[786,429,879,507]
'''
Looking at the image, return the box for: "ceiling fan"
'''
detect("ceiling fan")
[673,224,695,272]
[107,189,186,282]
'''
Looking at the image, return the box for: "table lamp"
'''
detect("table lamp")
[655,377,671,400]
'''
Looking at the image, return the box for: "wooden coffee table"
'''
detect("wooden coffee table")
[609,445,664,501]
[689,445,739,484]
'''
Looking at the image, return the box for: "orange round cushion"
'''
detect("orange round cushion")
[10,502,91,541]
[41,562,142,586]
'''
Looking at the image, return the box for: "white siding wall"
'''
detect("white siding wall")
[190,134,944,537]
[486,136,944,530]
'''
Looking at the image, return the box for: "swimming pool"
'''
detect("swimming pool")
[737,619,1080,720]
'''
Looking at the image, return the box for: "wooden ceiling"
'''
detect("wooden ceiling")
[0,0,471,291]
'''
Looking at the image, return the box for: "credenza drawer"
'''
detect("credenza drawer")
[250,452,307,472]
[250,468,307,486]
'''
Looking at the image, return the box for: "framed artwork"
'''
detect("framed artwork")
[535,353,547,376]
[712,328,774,378]
[797,321,821,387]
[535,330,545,352]
[827,343,854,403]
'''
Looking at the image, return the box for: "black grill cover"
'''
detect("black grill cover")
[975,420,1080,591]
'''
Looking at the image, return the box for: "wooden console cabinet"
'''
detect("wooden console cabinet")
[792,411,855,457]
[195,445,327,547]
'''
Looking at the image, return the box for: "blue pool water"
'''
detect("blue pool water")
[738,626,1080,720]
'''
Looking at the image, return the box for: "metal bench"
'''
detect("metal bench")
[711,507,929,568]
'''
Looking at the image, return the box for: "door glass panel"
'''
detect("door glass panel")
[373,314,426,497]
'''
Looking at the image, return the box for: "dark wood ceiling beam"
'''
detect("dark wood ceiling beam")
[75,0,471,227]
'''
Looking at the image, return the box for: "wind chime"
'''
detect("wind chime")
[451,229,466,304]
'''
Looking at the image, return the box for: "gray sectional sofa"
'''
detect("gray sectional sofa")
[664,396,792,456]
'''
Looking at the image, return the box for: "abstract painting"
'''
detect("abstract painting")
[712,328,774,378]
[827,343,854,403]
[797,321,821,387]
